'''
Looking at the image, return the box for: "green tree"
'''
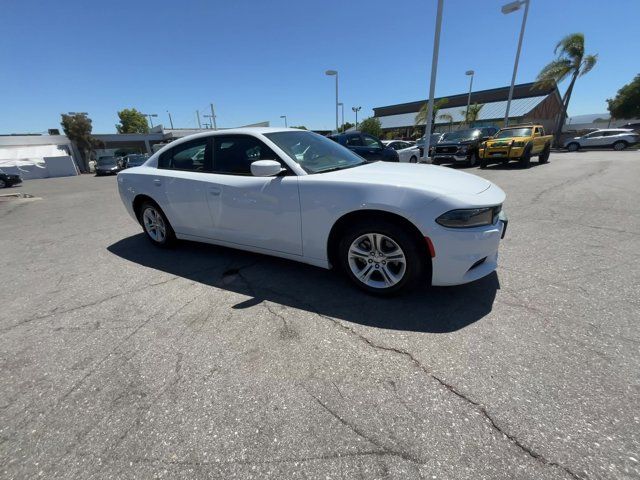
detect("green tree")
[60,113,102,172]
[116,108,150,134]
[358,117,382,137]
[535,33,598,146]
[415,98,449,133]
[439,113,454,131]
[290,125,308,130]
[607,74,640,119]
[340,122,354,132]
[460,103,484,126]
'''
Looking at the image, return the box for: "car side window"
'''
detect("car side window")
[346,135,363,147]
[534,128,540,136]
[363,134,382,149]
[212,135,280,175]
[158,138,211,171]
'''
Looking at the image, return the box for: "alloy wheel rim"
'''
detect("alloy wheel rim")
[347,233,406,289]
[614,143,624,151]
[0,179,5,188]
[142,207,166,243]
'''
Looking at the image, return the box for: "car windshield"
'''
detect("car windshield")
[126,155,147,166]
[494,128,532,138]
[97,157,116,166]
[265,131,366,174]
[441,129,481,142]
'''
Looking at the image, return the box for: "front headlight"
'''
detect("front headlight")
[512,141,525,147]
[436,206,501,228]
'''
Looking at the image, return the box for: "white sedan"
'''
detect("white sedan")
[117,128,507,295]
[382,140,421,163]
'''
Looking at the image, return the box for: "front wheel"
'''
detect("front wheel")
[139,201,176,247]
[409,155,417,163]
[613,141,628,151]
[0,179,6,188]
[538,143,551,164]
[338,220,425,295]
[468,151,478,167]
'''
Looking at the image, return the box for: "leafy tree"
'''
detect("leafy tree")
[460,103,484,126]
[415,98,449,133]
[439,113,454,131]
[290,125,308,130]
[116,108,150,134]
[535,33,597,146]
[60,113,102,172]
[607,74,640,119]
[340,122,355,132]
[358,117,382,138]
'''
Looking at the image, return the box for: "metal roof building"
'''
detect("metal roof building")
[373,82,563,136]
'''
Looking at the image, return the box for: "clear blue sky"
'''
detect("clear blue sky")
[1,0,637,133]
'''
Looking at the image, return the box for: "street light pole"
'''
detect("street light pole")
[502,0,530,127]
[338,102,344,131]
[196,110,202,129]
[166,111,174,129]
[465,70,475,125]
[210,103,217,130]
[143,113,158,128]
[325,70,339,132]
[280,115,288,127]
[352,106,361,130]
[423,0,444,158]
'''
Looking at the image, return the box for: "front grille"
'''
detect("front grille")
[435,146,458,154]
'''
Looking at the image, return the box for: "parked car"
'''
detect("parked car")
[415,133,444,159]
[382,140,421,163]
[0,172,22,188]
[563,129,639,151]
[480,125,553,168]
[95,156,120,176]
[431,127,498,167]
[117,128,507,295]
[122,154,149,169]
[329,131,399,162]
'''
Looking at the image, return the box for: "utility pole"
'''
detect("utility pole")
[167,111,174,129]
[423,0,444,158]
[502,0,530,127]
[352,106,361,130]
[196,110,202,129]
[210,103,217,130]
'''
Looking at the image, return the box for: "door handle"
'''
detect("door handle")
[153,178,162,186]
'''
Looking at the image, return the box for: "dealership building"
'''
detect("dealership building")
[373,81,564,137]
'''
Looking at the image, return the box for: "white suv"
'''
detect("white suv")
[564,129,639,151]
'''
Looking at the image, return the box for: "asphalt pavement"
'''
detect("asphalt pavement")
[1,150,639,479]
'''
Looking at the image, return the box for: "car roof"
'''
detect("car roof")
[592,128,634,132]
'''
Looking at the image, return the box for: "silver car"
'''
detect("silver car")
[564,129,639,151]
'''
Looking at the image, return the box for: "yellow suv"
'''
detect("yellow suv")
[479,125,553,169]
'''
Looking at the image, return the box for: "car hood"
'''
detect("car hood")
[485,137,524,146]
[314,161,491,195]
[436,139,477,147]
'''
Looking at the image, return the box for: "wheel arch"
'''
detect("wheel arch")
[326,209,432,275]
[132,194,160,225]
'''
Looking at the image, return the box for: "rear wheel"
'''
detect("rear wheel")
[468,151,478,167]
[538,143,551,164]
[338,220,425,295]
[0,178,6,188]
[139,201,176,247]
[519,145,532,168]
[613,140,628,151]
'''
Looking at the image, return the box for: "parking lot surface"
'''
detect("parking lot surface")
[1,150,639,479]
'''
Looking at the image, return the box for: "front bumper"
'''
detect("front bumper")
[429,214,507,286]
[432,153,469,163]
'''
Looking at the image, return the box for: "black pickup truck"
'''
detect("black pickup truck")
[431,127,498,167]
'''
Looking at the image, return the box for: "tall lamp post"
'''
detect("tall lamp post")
[280,115,288,127]
[352,106,361,130]
[143,113,158,128]
[337,102,344,131]
[325,70,339,132]
[464,70,475,125]
[166,111,174,129]
[502,0,530,127]
[423,0,444,158]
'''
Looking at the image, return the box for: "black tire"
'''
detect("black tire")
[567,142,579,152]
[432,159,440,166]
[468,151,478,167]
[613,141,628,151]
[538,143,551,164]
[480,158,488,169]
[519,144,532,168]
[409,155,417,163]
[338,219,426,296]
[138,201,176,247]
[0,179,6,188]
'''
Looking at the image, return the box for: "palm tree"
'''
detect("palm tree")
[535,33,597,146]
[459,103,484,126]
[415,98,449,131]
[438,113,454,132]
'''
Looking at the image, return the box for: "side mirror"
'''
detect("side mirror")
[251,160,284,177]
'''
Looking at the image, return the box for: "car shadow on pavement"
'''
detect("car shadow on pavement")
[108,234,500,334]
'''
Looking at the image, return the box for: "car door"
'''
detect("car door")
[156,137,217,238]
[343,133,371,159]
[361,134,386,161]
[581,131,603,148]
[532,127,546,153]
[205,134,303,255]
